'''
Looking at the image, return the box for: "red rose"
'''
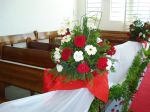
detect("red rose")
[61,48,73,61]
[74,35,86,48]
[97,57,108,70]
[107,46,116,56]
[77,63,90,74]
[148,34,150,38]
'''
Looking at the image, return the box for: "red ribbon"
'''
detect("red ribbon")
[43,69,109,103]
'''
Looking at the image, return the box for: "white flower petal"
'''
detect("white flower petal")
[139,32,143,37]
[97,38,103,43]
[85,45,97,56]
[106,59,112,70]
[73,51,84,62]
[56,64,63,72]
[54,49,61,62]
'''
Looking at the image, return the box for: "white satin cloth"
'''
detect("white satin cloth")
[0,41,142,112]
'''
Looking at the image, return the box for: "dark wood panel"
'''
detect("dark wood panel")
[101,30,130,45]
[0,82,6,99]
[0,61,44,93]
[27,41,59,51]
[2,46,56,68]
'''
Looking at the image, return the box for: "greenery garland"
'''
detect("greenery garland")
[89,49,150,112]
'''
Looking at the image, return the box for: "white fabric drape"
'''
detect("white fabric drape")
[0,88,94,112]
[108,41,142,87]
[0,41,142,112]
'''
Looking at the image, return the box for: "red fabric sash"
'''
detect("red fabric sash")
[43,69,109,103]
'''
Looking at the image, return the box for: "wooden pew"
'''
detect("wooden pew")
[26,41,59,51]
[1,46,56,68]
[101,30,130,45]
[0,59,44,101]
[0,60,44,93]
[0,44,57,102]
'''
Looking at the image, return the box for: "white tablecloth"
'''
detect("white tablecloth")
[0,41,142,112]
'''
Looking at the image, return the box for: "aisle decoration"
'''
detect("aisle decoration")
[94,20,150,112]
[129,19,150,42]
[44,17,116,104]
[90,20,150,112]
[52,17,116,81]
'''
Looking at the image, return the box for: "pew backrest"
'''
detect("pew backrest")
[0,59,44,93]
[1,46,56,68]
[27,41,59,51]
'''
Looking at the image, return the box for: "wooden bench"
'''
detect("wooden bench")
[26,41,59,51]
[101,30,130,45]
[0,45,56,102]
[0,59,44,101]
[1,46,56,68]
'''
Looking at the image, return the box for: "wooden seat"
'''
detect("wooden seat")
[0,98,7,103]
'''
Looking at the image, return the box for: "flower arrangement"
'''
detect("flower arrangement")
[129,19,150,42]
[51,17,116,81]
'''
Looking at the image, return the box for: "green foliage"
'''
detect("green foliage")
[88,98,105,112]
[89,50,150,112]
[129,19,150,41]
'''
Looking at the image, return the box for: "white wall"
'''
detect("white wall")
[0,0,75,36]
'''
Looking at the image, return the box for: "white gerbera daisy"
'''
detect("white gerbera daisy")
[73,51,84,62]
[54,48,61,62]
[106,59,112,70]
[56,64,63,72]
[85,45,97,56]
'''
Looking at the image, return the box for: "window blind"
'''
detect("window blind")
[110,0,126,21]
[86,0,102,17]
[125,0,150,25]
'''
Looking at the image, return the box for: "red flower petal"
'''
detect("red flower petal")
[61,48,73,61]
[97,57,108,70]
[74,35,86,48]
[107,46,116,56]
[77,63,90,74]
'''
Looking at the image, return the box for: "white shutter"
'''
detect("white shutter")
[86,0,102,17]
[125,0,150,25]
[110,0,126,21]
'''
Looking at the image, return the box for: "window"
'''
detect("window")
[125,0,150,25]
[86,0,102,17]
[85,0,150,31]
[110,0,126,21]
